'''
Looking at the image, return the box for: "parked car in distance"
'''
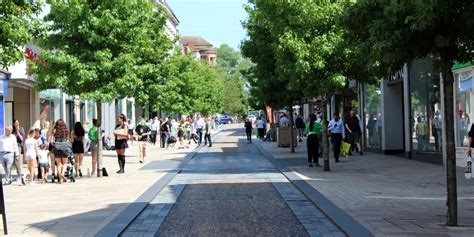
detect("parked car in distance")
[219,114,233,124]
[247,115,257,123]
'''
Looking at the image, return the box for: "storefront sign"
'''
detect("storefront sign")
[386,68,404,83]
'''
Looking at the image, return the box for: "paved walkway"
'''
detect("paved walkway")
[1,136,198,236]
[257,136,474,237]
[121,127,345,237]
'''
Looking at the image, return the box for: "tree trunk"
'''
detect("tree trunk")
[441,57,457,226]
[289,106,295,153]
[97,102,103,177]
[322,97,330,171]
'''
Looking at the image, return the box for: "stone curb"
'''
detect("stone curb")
[252,141,374,237]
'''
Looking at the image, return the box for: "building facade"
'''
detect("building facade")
[180,36,217,65]
[359,56,471,167]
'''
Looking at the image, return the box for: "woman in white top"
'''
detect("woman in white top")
[24,129,38,184]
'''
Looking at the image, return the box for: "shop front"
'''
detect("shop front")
[360,56,443,165]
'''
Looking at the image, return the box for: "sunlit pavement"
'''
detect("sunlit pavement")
[257,134,474,236]
[1,134,199,236]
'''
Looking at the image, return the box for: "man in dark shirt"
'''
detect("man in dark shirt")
[135,117,151,163]
[345,110,363,155]
[295,115,306,142]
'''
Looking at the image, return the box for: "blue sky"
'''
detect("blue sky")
[168,0,248,50]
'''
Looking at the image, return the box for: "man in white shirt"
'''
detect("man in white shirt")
[195,115,205,146]
[328,113,345,162]
[0,126,20,185]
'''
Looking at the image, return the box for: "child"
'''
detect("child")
[24,129,38,185]
[38,144,50,183]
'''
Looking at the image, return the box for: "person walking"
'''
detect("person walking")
[114,114,129,174]
[150,117,158,146]
[295,115,306,142]
[24,129,39,184]
[37,144,50,183]
[204,116,212,147]
[186,118,195,145]
[88,119,99,176]
[345,110,363,155]
[127,119,135,145]
[256,117,265,140]
[195,115,205,146]
[135,117,151,163]
[433,111,442,151]
[245,118,253,144]
[71,122,85,177]
[305,114,322,167]
[0,126,20,185]
[12,119,25,185]
[51,119,72,183]
[178,120,186,149]
[415,117,428,151]
[329,113,344,162]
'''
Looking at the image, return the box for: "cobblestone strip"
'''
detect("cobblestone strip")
[120,183,186,237]
[273,182,346,237]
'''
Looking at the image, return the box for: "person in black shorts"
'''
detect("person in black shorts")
[114,114,129,174]
[72,122,85,177]
[135,117,151,163]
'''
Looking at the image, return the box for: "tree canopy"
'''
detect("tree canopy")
[0,0,43,68]
[150,53,224,115]
[34,0,172,102]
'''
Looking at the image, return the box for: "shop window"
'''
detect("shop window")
[455,70,473,147]
[364,84,382,149]
[409,58,442,153]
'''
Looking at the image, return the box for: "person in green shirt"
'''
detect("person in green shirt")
[88,119,99,176]
[305,114,322,167]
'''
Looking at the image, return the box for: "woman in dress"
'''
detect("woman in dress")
[71,122,85,177]
[114,114,128,174]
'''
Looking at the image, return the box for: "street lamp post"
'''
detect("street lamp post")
[0,69,10,235]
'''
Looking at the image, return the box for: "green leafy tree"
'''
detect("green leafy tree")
[217,44,241,71]
[216,44,249,115]
[34,0,172,177]
[343,0,474,225]
[0,0,43,68]
[243,0,369,161]
[145,53,224,115]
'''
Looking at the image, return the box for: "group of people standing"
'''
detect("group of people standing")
[0,106,101,185]
[114,114,217,173]
[244,110,364,168]
[0,109,220,185]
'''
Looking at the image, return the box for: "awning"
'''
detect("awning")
[7,78,36,90]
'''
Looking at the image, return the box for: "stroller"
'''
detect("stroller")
[53,150,76,183]
[63,155,76,182]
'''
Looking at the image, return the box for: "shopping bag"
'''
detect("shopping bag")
[341,141,351,157]
[465,155,472,180]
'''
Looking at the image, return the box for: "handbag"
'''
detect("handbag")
[341,141,351,157]
[465,154,472,180]
[168,136,177,143]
